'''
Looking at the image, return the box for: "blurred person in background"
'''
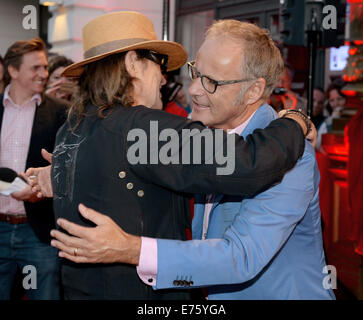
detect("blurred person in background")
[0,55,5,94]
[269,63,307,114]
[161,73,189,117]
[0,38,67,300]
[174,88,192,115]
[45,54,76,103]
[325,81,347,131]
[312,87,328,150]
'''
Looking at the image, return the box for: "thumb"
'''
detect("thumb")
[41,149,53,164]
[25,167,34,176]
[78,203,109,226]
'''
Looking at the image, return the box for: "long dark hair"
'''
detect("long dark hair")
[68,52,136,128]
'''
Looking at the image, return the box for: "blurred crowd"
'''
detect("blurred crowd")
[267,61,350,150]
[0,52,75,105]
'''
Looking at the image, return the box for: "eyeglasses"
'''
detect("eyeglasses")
[137,50,169,74]
[187,61,253,94]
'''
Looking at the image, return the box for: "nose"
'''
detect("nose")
[40,67,48,79]
[188,77,204,97]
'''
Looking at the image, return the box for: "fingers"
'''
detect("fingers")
[50,236,89,263]
[56,217,91,239]
[57,250,89,263]
[25,167,36,178]
[11,185,32,200]
[50,227,90,264]
[26,168,40,187]
[41,149,53,164]
[18,172,29,182]
[26,173,42,196]
[50,229,87,256]
[78,203,110,226]
[28,179,43,197]
[25,165,52,198]
[50,232,84,253]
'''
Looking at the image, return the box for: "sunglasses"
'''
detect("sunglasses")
[137,50,169,74]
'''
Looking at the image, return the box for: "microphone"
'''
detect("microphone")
[0,167,28,195]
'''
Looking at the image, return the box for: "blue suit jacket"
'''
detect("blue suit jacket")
[156,104,335,299]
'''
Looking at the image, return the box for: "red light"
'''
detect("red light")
[353,40,363,45]
[349,48,358,55]
[341,90,357,96]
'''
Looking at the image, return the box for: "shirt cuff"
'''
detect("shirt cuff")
[136,236,158,287]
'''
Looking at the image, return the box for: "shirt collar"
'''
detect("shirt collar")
[3,84,42,108]
[227,110,257,136]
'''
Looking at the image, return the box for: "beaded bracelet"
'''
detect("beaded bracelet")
[282,108,312,136]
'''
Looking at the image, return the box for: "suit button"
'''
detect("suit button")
[190,281,194,286]
[173,280,178,286]
[126,182,134,190]
[118,171,126,179]
[182,280,188,286]
[137,190,144,197]
[148,278,153,283]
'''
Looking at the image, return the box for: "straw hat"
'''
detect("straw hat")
[62,11,187,77]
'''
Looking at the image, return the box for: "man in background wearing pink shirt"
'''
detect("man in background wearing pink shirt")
[0,38,67,299]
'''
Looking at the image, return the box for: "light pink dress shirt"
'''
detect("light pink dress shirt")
[137,111,256,286]
[0,85,41,215]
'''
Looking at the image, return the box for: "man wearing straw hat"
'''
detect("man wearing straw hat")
[28,11,313,299]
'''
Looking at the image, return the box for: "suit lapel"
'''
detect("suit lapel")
[194,104,277,238]
[25,99,46,168]
[192,194,208,239]
[208,104,277,214]
[210,194,224,212]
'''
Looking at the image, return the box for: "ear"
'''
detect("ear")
[125,51,142,78]
[8,65,19,81]
[245,78,266,105]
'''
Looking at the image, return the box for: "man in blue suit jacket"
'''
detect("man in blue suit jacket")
[49,20,334,299]
[153,103,334,299]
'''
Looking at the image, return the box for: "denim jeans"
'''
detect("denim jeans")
[0,221,60,300]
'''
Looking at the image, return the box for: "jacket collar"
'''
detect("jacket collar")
[210,103,278,209]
